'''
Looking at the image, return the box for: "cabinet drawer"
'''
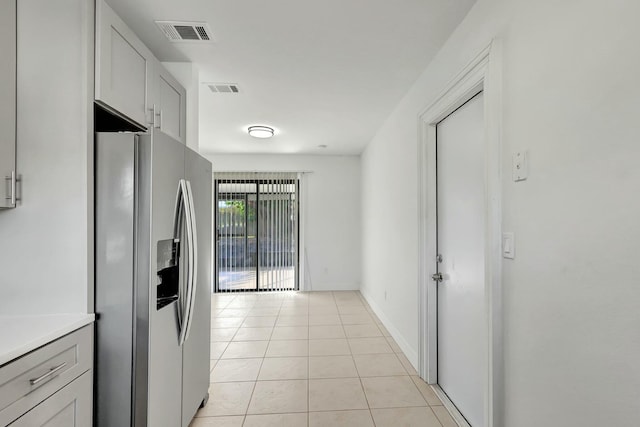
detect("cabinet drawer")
[0,325,93,426]
[9,370,92,427]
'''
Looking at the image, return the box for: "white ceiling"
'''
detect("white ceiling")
[106,0,476,155]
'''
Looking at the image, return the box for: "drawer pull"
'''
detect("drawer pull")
[29,362,67,386]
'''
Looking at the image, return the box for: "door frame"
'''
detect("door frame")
[417,40,503,427]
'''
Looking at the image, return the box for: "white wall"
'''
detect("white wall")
[208,154,361,291]
[0,0,94,315]
[361,0,640,425]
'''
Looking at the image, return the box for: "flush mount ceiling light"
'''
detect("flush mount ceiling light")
[248,126,274,139]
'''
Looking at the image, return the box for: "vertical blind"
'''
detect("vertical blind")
[215,172,300,292]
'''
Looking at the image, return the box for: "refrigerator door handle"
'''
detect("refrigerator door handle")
[173,179,193,346]
[178,179,196,346]
[182,180,198,342]
[172,180,186,326]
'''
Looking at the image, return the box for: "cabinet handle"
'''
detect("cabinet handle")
[148,106,156,127]
[5,171,16,206]
[154,104,161,129]
[152,104,161,129]
[29,362,67,386]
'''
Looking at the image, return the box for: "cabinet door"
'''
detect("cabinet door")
[0,0,16,208]
[151,61,187,144]
[10,371,92,427]
[95,0,152,128]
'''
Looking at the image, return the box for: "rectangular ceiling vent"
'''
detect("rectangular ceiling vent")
[207,83,240,94]
[155,21,213,42]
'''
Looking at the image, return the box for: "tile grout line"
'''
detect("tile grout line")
[239,307,258,425]
[247,297,286,422]
[336,294,377,426]
[213,373,433,383]
[358,290,400,427]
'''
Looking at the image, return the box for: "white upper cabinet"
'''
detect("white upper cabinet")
[0,0,16,209]
[95,0,187,143]
[95,0,153,128]
[149,59,187,143]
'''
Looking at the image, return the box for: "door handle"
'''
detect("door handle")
[173,179,192,345]
[182,180,198,343]
[177,179,195,346]
[431,273,443,282]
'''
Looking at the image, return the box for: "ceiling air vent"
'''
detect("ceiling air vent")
[155,21,213,42]
[207,83,240,94]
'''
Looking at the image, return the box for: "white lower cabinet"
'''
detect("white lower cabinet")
[0,326,93,427]
[9,371,91,427]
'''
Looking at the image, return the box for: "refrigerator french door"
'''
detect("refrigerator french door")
[95,129,211,427]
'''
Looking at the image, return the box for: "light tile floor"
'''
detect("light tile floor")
[191,291,457,427]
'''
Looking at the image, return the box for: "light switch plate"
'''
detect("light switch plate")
[513,151,528,181]
[502,232,515,259]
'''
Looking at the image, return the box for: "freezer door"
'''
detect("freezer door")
[137,130,185,427]
[181,147,213,426]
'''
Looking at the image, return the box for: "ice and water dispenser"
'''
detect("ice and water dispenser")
[156,239,180,309]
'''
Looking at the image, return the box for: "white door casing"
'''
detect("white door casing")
[418,41,503,427]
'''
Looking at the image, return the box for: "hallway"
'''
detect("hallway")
[192,291,456,426]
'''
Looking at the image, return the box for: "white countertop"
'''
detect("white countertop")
[0,313,94,366]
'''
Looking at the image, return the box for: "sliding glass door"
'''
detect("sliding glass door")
[216,187,258,291]
[215,173,299,292]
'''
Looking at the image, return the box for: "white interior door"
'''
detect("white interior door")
[436,91,485,426]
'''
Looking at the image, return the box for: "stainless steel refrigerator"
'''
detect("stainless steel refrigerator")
[95,129,212,427]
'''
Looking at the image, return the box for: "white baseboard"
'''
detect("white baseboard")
[359,289,419,370]
[311,282,360,292]
[432,384,470,427]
